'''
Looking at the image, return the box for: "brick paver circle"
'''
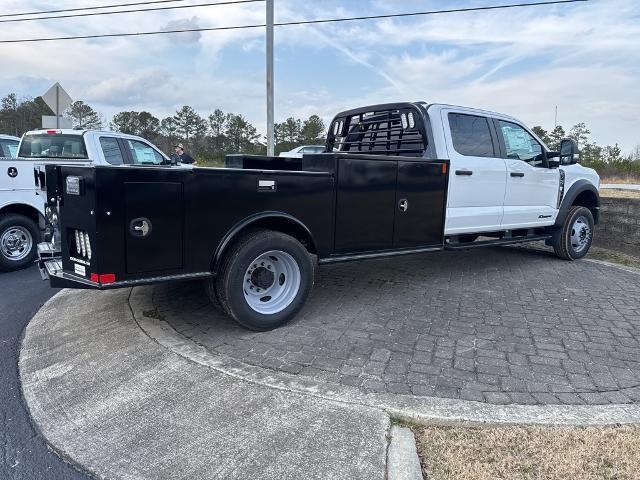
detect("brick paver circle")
[153,247,640,405]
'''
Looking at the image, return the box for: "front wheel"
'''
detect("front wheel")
[552,206,594,260]
[0,214,39,272]
[211,230,314,331]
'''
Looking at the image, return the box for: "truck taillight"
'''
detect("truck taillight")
[72,229,92,260]
[90,273,115,284]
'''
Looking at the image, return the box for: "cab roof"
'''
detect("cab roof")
[0,133,20,141]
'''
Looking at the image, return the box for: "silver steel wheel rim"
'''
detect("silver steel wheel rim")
[570,215,591,254]
[243,250,301,315]
[0,226,33,261]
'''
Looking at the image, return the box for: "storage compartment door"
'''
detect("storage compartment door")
[125,182,183,274]
[393,161,447,249]
[334,158,396,253]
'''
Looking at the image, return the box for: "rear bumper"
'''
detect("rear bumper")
[37,242,98,289]
[37,242,214,289]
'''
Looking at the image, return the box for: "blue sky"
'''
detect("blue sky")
[1,0,639,152]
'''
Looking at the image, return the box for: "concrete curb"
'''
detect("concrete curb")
[585,258,640,276]
[387,426,423,480]
[130,287,640,426]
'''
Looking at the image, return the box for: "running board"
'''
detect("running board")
[445,234,551,250]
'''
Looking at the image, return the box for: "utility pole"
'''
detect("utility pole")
[554,105,558,128]
[55,84,59,128]
[266,0,274,156]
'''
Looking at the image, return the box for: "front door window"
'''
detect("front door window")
[498,120,545,167]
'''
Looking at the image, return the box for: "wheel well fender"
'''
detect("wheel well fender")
[554,180,600,227]
[0,203,44,227]
[212,212,318,272]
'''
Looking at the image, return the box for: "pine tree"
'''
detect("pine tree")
[548,125,566,150]
[225,114,259,153]
[67,101,104,129]
[208,109,230,155]
[531,126,551,147]
[569,122,591,149]
[301,115,325,144]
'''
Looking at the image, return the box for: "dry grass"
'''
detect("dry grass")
[600,188,640,199]
[588,247,640,269]
[413,424,640,480]
[601,175,640,185]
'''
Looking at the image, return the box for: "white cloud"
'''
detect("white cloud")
[0,0,638,151]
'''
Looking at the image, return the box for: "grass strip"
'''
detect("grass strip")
[413,424,640,480]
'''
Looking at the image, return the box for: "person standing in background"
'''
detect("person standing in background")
[174,143,196,165]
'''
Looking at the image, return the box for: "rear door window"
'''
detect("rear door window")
[99,137,125,165]
[0,140,19,157]
[448,113,495,157]
[7,142,18,157]
[126,139,165,165]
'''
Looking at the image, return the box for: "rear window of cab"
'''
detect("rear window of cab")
[18,133,88,159]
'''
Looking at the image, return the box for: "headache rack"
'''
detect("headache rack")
[326,103,428,157]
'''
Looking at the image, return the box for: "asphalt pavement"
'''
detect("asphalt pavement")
[0,265,90,480]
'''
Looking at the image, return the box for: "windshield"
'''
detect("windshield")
[18,134,88,159]
[0,139,19,158]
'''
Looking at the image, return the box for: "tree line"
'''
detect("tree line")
[531,123,640,177]
[0,93,325,164]
[1,92,638,176]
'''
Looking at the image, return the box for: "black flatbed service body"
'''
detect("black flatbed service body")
[37,148,450,290]
[35,101,599,329]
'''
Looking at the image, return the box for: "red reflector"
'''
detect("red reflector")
[90,273,99,283]
[46,130,60,135]
[99,273,116,284]
[442,163,448,174]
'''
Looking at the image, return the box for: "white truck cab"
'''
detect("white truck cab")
[0,129,170,271]
[424,104,600,237]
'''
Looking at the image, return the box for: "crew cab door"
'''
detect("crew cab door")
[442,110,506,235]
[493,119,559,228]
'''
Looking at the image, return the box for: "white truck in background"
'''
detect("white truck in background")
[0,129,171,271]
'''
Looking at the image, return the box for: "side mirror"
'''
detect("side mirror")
[546,150,560,168]
[559,138,580,165]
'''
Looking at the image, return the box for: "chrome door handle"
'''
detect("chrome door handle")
[129,218,152,237]
[398,199,409,212]
[510,172,525,177]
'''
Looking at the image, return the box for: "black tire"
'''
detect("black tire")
[213,230,314,331]
[204,277,224,312]
[0,214,39,272]
[552,206,594,260]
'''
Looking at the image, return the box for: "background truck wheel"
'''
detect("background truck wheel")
[0,214,39,272]
[552,206,594,260]
[213,230,314,331]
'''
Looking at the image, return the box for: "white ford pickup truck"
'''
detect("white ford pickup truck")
[0,129,171,271]
[36,102,602,331]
